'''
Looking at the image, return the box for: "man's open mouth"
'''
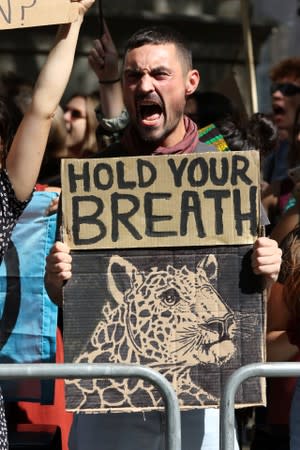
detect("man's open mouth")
[138,101,163,126]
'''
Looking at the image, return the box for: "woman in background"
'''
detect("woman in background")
[63,92,99,157]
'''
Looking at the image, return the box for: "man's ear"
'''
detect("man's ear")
[185,70,200,96]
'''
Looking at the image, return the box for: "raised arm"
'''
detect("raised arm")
[6,0,95,202]
[88,20,125,119]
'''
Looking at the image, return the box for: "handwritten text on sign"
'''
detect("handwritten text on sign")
[61,151,260,250]
[0,0,79,30]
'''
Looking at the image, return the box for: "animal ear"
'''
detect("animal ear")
[197,254,218,281]
[107,255,142,304]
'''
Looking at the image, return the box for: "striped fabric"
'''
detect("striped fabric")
[198,123,230,152]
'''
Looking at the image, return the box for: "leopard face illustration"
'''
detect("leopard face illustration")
[66,254,237,410]
[112,254,236,367]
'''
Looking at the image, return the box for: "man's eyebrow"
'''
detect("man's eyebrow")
[124,65,171,75]
[151,65,171,73]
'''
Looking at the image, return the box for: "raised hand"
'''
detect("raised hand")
[88,20,120,82]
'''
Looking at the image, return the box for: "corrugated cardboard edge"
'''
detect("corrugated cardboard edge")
[66,401,265,414]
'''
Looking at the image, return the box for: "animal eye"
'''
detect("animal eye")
[159,288,181,307]
[200,285,215,296]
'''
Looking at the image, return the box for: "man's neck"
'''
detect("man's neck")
[121,115,199,156]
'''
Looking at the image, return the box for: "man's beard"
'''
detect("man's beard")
[133,117,181,146]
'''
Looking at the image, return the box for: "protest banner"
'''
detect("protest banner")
[62,151,266,412]
[61,151,260,249]
[0,0,79,30]
[0,192,58,402]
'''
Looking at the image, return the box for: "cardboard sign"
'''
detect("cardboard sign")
[0,0,79,30]
[64,246,265,412]
[63,150,265,413]
[61,151,261,250]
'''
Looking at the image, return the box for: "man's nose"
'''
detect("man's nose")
[137,74,154,93]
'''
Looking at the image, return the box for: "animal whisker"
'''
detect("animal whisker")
[172,335,199,355]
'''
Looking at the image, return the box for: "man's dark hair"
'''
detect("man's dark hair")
[124,26,193,72]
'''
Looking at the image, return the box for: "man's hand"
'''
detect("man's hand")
[46,241,72,285]
[88,21,120,82]
[45,241,72,306]
[251,236,282,287]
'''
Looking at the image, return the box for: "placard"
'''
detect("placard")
[61,151,261,250]
[0,0,79,30]
[64,246,265,412]
[63,150,265,413]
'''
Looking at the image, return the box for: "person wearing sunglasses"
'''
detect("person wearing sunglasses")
[63,92,99,158]
[270,58,300,134]
[270,82,300,98]
[257,59,300,450]
[262,58,300,227]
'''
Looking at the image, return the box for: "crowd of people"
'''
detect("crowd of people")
[0,1,300,449]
